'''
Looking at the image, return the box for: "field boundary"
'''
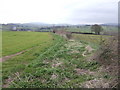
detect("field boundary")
[34,38,65,61]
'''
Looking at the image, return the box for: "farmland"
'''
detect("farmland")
[2,28,118,88]
[72,34,112,49]
[2,31,54,56]
[2,32,64,80]
[1,0,118,88]
[66,26,118,33]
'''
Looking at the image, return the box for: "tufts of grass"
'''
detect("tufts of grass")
[2,33,65,82]
[5,39,99,88]
[72,34,112,49]
[3,33,104,88]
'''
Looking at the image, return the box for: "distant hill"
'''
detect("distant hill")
[25,22,72,27]
[101,23,118,26]
[24,22,51,27]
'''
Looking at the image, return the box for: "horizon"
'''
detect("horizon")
[0,22,118,25]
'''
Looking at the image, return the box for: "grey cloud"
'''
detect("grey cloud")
[66,1,118,24]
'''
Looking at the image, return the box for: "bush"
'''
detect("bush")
[66,32,72,39]
[98,36,118,66]
[93,36,118,88]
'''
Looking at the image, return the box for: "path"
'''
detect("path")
[0,48,33,62]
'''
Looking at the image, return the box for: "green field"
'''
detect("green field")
[66,26,91,33]
[72,34,112,49]
[2,32,65,87]
[2,31,115,88]
[2,31,53,56]
[66,26,118,34]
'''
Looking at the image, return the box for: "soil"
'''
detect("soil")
[52,62,63,68]
[82,45,94,56]
[74,68,95,75]
[0,48,33,62]
[82,78,109,88]
[2,72,20,88]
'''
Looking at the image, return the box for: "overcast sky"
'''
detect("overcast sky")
[0,0,119,24]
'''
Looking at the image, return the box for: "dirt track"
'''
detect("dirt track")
[0,48,33,62]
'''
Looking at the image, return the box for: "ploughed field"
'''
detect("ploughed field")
[2,31,112,88]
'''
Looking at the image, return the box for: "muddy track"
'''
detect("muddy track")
[2,39,63,88]
[0,48,33,62]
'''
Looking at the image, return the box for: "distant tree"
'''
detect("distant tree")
[91,24,103,35]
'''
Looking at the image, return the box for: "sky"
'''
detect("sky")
[0,0,119,24]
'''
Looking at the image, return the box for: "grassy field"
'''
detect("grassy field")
[72,34,112,49]
[66,26,118,34]
[2,32,65,87]
[2,31,53,56]
[3,37,99,88]
[66,26,91,33]
[2,31,115,88]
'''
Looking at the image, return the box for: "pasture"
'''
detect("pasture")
[2,32,65,87]
[2,30,117,88]
[66,26,118,34]
[72,34,112,49]
[2,31,53,56]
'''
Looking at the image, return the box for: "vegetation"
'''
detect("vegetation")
[2,33,64,82]
[72,34,118,88]
[3,36,99,88]
[2,23,118,34]
[2,33,66,87]
[0,31,2,89]
[72,34,112,49]
[91,24,103,35]
[66,26,91,33]
[2,24,118,88]
[91,36,118,88]
[2,31,53,56]
[0,31,2,57]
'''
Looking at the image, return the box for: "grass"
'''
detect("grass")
[2,31,113,88]
[3,37,100,88]
[2,32,62,78]
[0,31,2,89]
[2,33,65,85]
[66,26,91,33]
[72,34,112,49]
[65,26,118,33]
[2,31,53,56]
[0,31,2,57]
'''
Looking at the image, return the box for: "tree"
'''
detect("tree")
[91,24,103,35]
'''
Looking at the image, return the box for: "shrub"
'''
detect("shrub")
[93,36,118,88]
[66,32,72,39]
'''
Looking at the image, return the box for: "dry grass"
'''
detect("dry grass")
[89,36,118,88]
[82,78,109,88]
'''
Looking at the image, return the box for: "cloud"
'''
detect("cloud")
[0,0,119,24]
[66,0,118,24]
